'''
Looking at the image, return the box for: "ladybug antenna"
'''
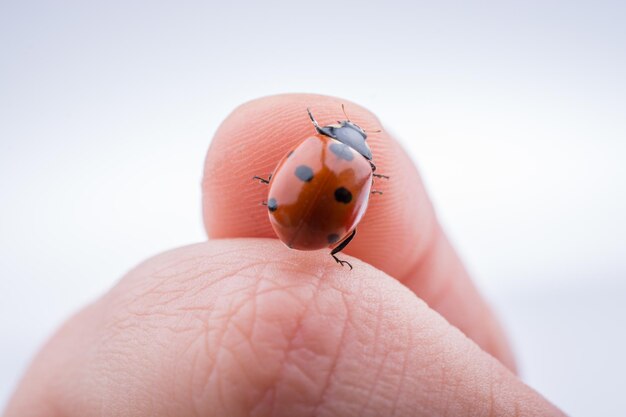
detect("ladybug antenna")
[341,104,381,135]
[307,108,324,134]
[341,104,351,122]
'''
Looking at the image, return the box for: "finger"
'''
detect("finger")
[202,93,515,370]
[5,240,563,417]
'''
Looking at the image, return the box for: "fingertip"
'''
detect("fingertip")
[201,94,518,372]
[202,93,433,278]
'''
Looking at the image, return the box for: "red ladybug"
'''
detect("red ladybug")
[254,106,388,269]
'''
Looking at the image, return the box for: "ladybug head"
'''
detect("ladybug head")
[307,107,373,160]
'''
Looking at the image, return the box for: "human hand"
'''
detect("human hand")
[4,94,564,416]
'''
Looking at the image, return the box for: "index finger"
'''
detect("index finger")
[202,93,516,370]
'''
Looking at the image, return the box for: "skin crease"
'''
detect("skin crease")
[4,94,566,417]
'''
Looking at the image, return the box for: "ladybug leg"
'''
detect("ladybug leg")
[330,229,356,270]
[369,161,390,180]
[371,190,383,195]
[253,173,272,184]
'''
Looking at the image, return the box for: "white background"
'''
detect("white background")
[1,1,625,415]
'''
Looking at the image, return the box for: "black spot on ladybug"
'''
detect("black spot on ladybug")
[327,233,340,244]
[267,198,278,212]
[334,187,352,204]
[329,142,354,161]
[295,165,314,182]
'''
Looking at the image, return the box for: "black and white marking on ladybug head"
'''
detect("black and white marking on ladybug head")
[307,108,373,161]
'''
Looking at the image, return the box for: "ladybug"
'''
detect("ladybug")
[253,106,388,270]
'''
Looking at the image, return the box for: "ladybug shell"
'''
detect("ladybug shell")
[267,134,373,250]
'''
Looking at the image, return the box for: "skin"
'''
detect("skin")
[4,94,565,417]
